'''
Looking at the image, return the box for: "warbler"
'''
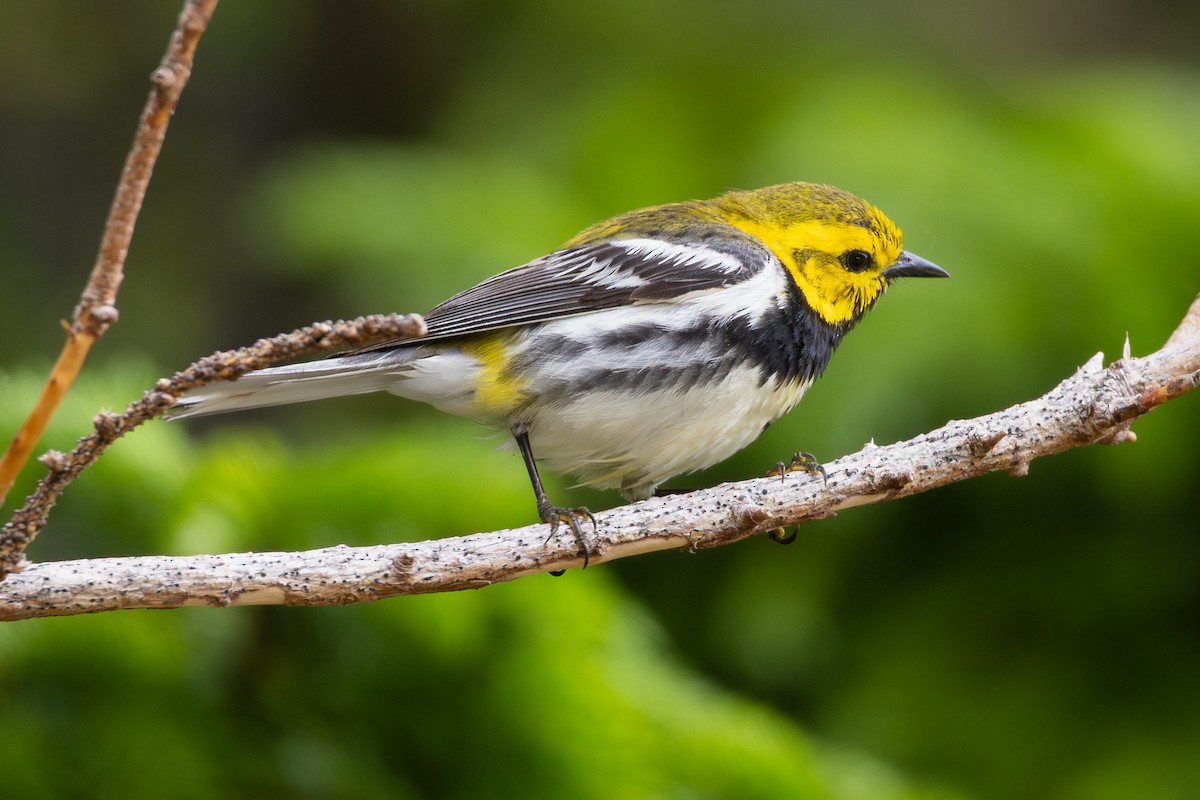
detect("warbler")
[175,182,947,547]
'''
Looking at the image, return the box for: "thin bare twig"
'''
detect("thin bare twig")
[0,296,1195,621]
[0,0,219,506]
[0,314,426,579]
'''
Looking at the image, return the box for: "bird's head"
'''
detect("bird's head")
[717,182,948,326]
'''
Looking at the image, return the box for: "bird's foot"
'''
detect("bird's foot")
[538,499,597,571]
[767,451,828,486]
[765,452,826,546]
[768,527,798,545]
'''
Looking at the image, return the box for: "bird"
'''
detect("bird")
[173,181,948,557]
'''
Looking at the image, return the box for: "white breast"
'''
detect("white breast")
[520,365,811,500]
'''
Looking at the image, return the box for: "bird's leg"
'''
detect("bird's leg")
[512,423,596,569]
[765,451,828,545]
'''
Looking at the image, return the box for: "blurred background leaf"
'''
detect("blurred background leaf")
[1,1,1198,798]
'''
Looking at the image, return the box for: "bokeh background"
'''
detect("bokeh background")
[2,2,1199,798]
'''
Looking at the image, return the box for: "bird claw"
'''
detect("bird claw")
[764,453,825,547]
[767,451,828,486]
[768,527,798,545]
[538,500,597,569]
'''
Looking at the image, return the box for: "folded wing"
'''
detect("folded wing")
[356,236,771,351]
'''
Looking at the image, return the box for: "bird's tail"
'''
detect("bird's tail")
[170,350,415,419]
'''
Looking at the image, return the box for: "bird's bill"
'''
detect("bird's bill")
[883,251,950,280]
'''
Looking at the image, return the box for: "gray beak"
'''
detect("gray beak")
[882,251,950,280]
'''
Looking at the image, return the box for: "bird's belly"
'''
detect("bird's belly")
[522,365,811,499]
[384,314,814,499]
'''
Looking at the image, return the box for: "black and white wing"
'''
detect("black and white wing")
[362,236,774,351]
[172,236,775,418]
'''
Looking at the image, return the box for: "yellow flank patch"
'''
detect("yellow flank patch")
[729,217,901,326]
[461,334,527,414]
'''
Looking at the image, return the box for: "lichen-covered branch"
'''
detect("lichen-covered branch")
[1,295,1196,622]
[0,0,219,506]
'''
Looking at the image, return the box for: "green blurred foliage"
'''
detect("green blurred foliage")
[2,1,1199,798]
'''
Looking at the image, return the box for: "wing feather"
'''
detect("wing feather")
[356,236,771,352]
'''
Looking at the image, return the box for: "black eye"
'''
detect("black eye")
[843,250,872,272]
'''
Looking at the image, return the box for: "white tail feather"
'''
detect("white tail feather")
[171,352,413,418]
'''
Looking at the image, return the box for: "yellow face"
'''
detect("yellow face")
[733,215,903,325]
[708,181,905,325]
